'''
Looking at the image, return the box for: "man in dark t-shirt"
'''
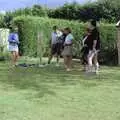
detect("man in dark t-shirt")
[86,20,100,73]
[85,28,100,50]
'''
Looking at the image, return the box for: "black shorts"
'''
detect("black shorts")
[81,46,89,64]
[51,43,62,55]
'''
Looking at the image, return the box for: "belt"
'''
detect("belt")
[65,44,72,46]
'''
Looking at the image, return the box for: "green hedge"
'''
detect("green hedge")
[14,16,117,65]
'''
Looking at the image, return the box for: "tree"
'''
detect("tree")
[97,0,120,22]
[3,15,13,28]
[7,1,120,23]
[32,5,47,17]
[7,5,47,18]
[48,0,120,22]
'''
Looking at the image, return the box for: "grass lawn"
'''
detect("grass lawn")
[0,59,120,120]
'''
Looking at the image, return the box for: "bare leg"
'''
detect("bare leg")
[63,56,67,69]
[93,53,99,72]
[15,51,19,65]
[83,56,88,71]
[56,55,60,64]
[66,57,69,70]
[11,51,16,66]
[87,51,94,72]
[67,56,72,70]
[65,56,72,71]
[48,54,53,64]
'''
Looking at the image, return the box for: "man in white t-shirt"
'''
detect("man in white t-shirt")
[48,26,63,65]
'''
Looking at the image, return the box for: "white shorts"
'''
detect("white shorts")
[9,44,19,52]
[88,50,99,58]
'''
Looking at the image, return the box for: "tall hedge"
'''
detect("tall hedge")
[14,16,117,65]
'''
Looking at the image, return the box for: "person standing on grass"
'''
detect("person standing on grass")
[62,27,74,71]
[8,26,20,67]
[48,26,63,66]
[81,28,92,71]
[86,20,100,73]
[59,29,67,50]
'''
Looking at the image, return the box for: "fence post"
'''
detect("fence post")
[0,28,9,54]
[37,32,43,65]
[116,21,120,65]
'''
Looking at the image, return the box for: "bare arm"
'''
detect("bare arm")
[92,29,99,50]
[93,40,97,50]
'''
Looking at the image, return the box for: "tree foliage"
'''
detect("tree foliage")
[32,5,47,17]
[48,0,120,22]
[7,5,47,18]
[7,0,120,23]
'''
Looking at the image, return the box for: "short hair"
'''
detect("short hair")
[64,27,72,33]
[90,20,97,27]
[53,26,58,30]
[10,25,18,32]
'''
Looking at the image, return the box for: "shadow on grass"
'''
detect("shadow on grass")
[1,62,120,98]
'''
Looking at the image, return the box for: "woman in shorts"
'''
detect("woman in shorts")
[8,26,19,66]
[62,27,74,71]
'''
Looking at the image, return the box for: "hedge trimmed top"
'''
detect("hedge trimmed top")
[13,16,117,64]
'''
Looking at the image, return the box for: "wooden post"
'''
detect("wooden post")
[37,32,43,65]
[0,29,9,54]
[116,21,120,65]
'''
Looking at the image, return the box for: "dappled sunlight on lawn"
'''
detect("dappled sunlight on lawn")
[0,61,120,120]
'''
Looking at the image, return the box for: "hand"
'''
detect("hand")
[93,48,96,52]
[84,44,87,47]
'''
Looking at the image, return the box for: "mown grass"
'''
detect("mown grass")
[0,60,120,120]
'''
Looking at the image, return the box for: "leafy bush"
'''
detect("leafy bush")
[7,5,47,18]
[8,0,120,23]
[14,16,85,56]
[0,14,4,28]
[14,16,117,65]
[48,1,120,23]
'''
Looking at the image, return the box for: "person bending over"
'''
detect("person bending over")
[81,28,92,71]
[86,20,100,73]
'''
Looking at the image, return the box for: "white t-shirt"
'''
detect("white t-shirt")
[65,33,74,44]
[51,32,57,44]
[51,30,63,45]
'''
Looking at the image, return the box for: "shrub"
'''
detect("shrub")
[14,16,117,65]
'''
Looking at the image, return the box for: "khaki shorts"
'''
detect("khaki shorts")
[51,43,62,55]
[62,46,72,56]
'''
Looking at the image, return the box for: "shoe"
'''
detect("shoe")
[65,65,67,69]
[66,68,71,72]
[56,63,60,67]
[95,70,99,75]
[48,61,50,64]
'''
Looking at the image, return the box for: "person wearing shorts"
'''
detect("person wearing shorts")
[8,26,19,66]
[48,26,63,65]
[86,20,100,73]
[62,27,74,71]
[81,28,92,71]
